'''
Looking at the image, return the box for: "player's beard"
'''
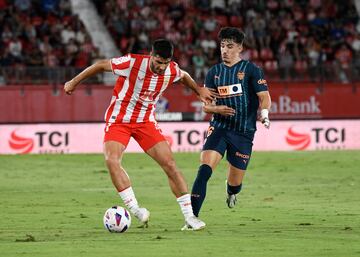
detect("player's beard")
[150,62,165,75]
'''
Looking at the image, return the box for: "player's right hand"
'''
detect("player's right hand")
[198,87,218,104]
[64,80,77,95]
[215,105,235,116]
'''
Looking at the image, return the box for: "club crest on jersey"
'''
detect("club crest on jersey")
[217,83,243,96]
[214,75,220,80]
[237,72,245,80]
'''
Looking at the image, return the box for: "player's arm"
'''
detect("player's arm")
[252,65,271,129]
[257,91,271,128]
[179,69,217,104]
[64,59,112,95]
[203,102,235,116]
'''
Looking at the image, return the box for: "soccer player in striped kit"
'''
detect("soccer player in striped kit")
[191,27,271,218]
[64,39,216,230]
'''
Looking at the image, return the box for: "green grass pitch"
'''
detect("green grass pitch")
[0,151,359,257]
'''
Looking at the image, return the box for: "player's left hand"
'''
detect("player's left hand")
[260,109,270,129]
[262,117,270,129]
[197,87,218,104]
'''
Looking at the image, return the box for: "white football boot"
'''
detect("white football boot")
[181,216,206,231]
[133,207,150,228]
[225,180,237,208]
[226,194,237,208]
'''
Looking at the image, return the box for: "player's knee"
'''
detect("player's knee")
[164,158,177,171]
[196,164,213,182]
[161,158,177,175]
[105,155,120,169]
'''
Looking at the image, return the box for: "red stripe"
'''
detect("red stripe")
[104,99,115,123]
[143,75,164,122]
[111,55,130,72]
[112,60,130,71]
[168,62,177,86]
[130,60,152,123]
[113,76,126,96]
[105,77,125,123]
[115,56,143,123]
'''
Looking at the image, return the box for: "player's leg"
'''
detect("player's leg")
[226,164,246,208]
[225,133,253,208]
[146,141,205,230]
[134,123,189,196]
[146,140,188,195]
[191,126,227,217]
[135,122,205,230]
[191,150,222,217]
[103,125,150,225]
[103,140,129,190]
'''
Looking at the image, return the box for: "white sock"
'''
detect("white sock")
[177,194,194,220]
[118,187,140,214]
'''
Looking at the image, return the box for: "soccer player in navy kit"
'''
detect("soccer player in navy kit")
[191,27,271,217]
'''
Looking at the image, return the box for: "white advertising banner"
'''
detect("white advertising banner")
[1,120,359,154]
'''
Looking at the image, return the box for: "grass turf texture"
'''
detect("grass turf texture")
[0,151,359,257]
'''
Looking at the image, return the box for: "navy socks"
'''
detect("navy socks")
[227,183,242,195]
[191,164,212,217]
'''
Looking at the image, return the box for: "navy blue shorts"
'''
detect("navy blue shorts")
[203,126,254,170]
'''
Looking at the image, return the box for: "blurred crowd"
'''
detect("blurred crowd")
[1,0,359,83]
[95,0,360,82]
[0,0,99,70]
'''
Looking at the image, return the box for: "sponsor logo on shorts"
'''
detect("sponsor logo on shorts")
[235,152,250,159]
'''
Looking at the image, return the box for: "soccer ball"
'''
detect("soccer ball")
[103,206,131,233]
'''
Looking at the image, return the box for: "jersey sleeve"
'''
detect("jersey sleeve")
[251,65,268,92]
[204,66,216,89]
[110,54,131,77]
[172,62,182,83]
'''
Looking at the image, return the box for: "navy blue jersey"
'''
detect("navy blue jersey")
[205,60,268,135]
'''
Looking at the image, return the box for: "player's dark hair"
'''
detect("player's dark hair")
[218,27,245,45]
[152,39,174,59]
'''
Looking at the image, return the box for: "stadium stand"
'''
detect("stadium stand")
[93,0,360,83]
[0,0,98,84]
[0,0,359,123]
[0,0,359,84]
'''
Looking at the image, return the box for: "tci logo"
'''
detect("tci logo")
[286,127,346,150]
[8,131,34,154]
[35,131,69,147]
[312,128,345,144]
[8,130,69,154]
[285,127,310,150]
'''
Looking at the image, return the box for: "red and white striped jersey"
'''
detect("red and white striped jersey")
[105,54,182,124]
